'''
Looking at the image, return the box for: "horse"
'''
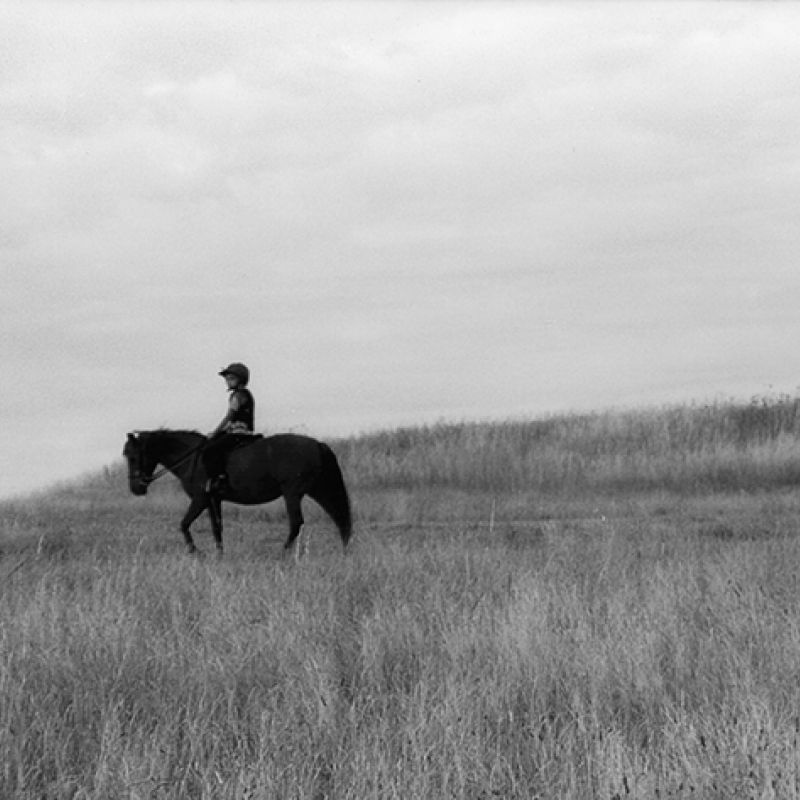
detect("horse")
[123,429,352,556]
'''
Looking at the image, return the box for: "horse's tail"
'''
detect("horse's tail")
[309,442,353,547]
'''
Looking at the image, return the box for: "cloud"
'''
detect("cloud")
[2,1,800,495]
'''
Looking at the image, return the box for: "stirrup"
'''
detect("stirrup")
[206,475,227,494]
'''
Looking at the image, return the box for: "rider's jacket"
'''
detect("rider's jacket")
[226,388,255,434]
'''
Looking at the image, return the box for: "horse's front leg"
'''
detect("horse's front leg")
[180,494,209,556]
[207,495,224,555]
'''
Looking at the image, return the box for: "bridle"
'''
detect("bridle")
[130,437,207,486]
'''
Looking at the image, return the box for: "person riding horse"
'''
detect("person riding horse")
[202,362,257,496]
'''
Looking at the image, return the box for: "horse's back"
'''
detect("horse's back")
[230,432,324,483]
[261,433,324,461]
[262,432,320,449]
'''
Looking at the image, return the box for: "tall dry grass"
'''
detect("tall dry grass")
[336,394,800,496]
[3,502,800,798]
[3,397,800,798]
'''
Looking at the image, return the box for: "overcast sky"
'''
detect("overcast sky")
[2,1,800,497]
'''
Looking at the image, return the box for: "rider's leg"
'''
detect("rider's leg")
[202,436,230,494]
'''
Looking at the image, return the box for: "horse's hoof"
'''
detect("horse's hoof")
[280,546,295,562]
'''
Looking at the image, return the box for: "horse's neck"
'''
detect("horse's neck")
[155,433,203,469]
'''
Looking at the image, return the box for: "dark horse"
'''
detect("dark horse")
[123,429,352,555]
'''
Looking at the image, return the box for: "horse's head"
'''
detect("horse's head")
[123,432,157,496]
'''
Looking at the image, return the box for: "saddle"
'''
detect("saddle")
[204,433,263,495]
[229,431,262,450]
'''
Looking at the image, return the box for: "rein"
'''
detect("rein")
[141,440,206,485]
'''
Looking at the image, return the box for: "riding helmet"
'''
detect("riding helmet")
[219,362,250,384]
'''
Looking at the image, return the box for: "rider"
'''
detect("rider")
[202,362,256,496]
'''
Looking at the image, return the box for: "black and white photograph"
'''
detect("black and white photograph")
[2,2,800,797]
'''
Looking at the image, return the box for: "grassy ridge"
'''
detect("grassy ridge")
[337,395,800,495]
[335,395,800,523]
[49,395,800,514]
[3,398,800,798]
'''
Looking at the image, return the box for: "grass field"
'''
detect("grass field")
[2,398,800,799]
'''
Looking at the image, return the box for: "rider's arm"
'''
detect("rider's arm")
[210,393,243,437]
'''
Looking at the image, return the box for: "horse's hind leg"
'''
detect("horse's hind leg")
[282,493,305,554]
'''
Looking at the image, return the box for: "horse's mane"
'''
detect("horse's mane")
[138,428,207,441]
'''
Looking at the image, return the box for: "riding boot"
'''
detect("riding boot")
[206,474,229,497]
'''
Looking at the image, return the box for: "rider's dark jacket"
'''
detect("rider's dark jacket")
[225,388,255,434]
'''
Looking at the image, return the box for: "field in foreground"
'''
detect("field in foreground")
[3,400,800,798]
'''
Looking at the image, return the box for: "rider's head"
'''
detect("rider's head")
[219,362,250,388]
